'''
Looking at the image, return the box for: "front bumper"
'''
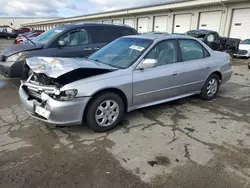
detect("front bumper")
[19,86,91,125]
[234,51,250,58]
[0,60,25,78]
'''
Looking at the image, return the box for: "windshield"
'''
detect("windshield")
[32,26,67,44]
[240,39,250,44]
[88,37,153,69]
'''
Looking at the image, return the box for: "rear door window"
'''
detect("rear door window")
[179,39,209,61]
[88,26,136,43]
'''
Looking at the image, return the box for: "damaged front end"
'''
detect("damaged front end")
[22,56,117,100]
[19,57,117,124]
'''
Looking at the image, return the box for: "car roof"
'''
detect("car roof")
[187,29,212,34]
[59,22,134,29]
[123,34,195,41]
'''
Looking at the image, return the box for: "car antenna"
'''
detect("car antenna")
[3,25,36,46]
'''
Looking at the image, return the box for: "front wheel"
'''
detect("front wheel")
[248,59,250,69]
[200,74,220,100]
[85,92,125,132]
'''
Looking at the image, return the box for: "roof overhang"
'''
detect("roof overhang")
[22,0,249,27]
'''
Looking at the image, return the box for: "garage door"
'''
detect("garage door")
[199,11,222,32]
[112,19,121,24]
[124,18,134,28]
[230,8,250,39]
[137,17,149,33]
[102,20,111,24]
[173,14,192,33]
[154,16,168,32]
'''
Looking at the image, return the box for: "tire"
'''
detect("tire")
[248,59,250,69]
[6,36,11,40]
[200,74,220,101]
[85,92,125,132]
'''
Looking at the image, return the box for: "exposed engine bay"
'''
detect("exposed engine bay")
[31,68,114,88]
[23,57,117,101]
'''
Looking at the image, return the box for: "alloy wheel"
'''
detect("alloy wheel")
[95,100,119,127]
[206,78,218,97]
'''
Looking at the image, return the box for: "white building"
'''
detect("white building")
[22,0,250,39]
[0,17,57,32]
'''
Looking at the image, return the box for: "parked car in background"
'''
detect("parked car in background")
[14,31,44,44]
[0,23,137,78]
[19,35,232,132]
[142,31,169,35]
[186,30,240,57]
[12,27,31,38]
[234,39,250,58]
[0,26,14,39]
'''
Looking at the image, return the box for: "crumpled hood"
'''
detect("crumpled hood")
[1,43,43,57]
[26,57,117,78]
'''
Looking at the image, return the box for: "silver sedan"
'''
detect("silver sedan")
[19,35,233,132]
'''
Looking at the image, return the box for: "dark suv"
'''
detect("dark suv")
[0,23,137,78]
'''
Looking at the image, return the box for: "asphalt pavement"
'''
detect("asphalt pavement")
[0,39,250,188]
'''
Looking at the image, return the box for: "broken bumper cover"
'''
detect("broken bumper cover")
[19,86,91,125]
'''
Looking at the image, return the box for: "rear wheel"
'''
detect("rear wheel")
[200,74,220,100]
[248,59,250,69]
[6,36,11,40]
[85,92,125,132]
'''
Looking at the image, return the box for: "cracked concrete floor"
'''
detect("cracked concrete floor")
[0,43,249,187]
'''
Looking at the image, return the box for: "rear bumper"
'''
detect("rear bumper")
[0,60,25,78]
[19,86,91,125]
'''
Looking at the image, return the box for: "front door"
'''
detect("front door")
[55,28,96,58]
[133,40,182,106]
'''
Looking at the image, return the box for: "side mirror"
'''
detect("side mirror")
[137,59,157,70]
[58,40,66,47]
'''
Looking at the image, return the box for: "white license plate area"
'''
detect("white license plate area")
[35,105,51,119]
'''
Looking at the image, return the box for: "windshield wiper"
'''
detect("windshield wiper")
[3,25,36,45]
[90,59,119,69]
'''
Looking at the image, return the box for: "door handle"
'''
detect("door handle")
[84,48,93,51]
[94,47,100,50]
[172,72,179,76]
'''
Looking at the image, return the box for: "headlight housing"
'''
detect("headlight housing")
[6,52,27,62]
[53,89,78,101]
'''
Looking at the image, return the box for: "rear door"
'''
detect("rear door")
[55,27,94,58]
[88,26,137,51]
[87,26,116,53]
[177,39,212,93]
